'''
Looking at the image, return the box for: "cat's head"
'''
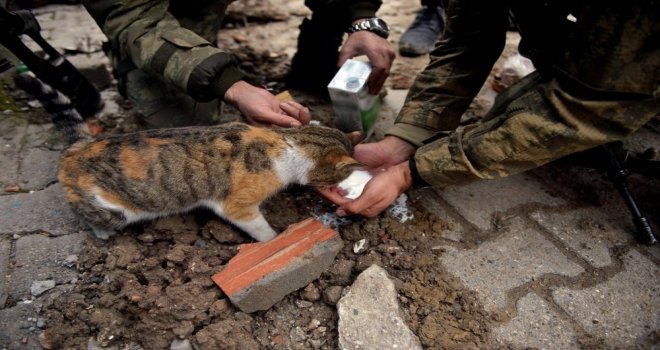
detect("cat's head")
[281,125,364,186]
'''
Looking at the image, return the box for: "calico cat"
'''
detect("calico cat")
[16,75,361,242]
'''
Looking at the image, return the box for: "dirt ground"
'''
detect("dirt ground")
[12,1,656,350]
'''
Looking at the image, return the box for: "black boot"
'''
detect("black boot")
[399,5,445,57]
[286,18,344,99]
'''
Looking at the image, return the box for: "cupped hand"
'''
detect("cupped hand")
[336,161,413,218]
[338,31,395,95]
[224,80,311,127]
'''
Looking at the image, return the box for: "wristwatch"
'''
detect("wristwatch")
[346,17,390,39]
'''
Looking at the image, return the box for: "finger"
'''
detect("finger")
[367,65,389,94]
[283,100,305,110]
[255,111,303,128]
[337,45,357,68]
[279,102,311,125]
[316,187,352,206]
[297,107,311,125]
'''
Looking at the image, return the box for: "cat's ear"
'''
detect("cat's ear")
[345,131,364,146]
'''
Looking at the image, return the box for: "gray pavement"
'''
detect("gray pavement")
[1,3,659,350]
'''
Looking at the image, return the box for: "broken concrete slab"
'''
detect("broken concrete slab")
[0,183,84,236]
[440,218,584,312]
[492,293,579,349]
[10,233,85,300]
[337,264,422,350]
[553,249,660,348]
[0,239,10,308]
[440,173,565,231]
[212,218,343,313]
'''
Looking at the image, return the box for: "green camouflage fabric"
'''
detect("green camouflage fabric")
[82,0,381,126]
[388,0,659,188]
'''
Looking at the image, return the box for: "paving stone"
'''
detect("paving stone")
[17,148,60,190]
[9,233,85,300]
[0,116,27,188]
[439,173,565,231]
[492,293,579,349]
[337,264,422,350]
[212,218,343,313]
[553,249,660,348]
[531,208,632,268]
[0,302,41,350]
[31,5,107,54]
[0,183,84,236]
[0,239,10,308]
[22,123,66,150]
[440,219,584,312]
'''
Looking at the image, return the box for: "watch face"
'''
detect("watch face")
[374,18,389,31]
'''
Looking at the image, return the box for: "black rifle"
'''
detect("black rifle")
[0,6,101,117]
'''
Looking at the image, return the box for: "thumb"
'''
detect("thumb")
[337,48,354,68]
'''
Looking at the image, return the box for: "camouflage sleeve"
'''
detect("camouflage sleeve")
[82,0,244,102]
[405,0,659,188]
[386,0,509,146]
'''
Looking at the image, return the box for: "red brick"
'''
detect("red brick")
[212,218,344,313]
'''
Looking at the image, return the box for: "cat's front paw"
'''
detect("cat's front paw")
[251,229,277,242]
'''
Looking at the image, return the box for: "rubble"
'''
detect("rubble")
[337,264,422,350]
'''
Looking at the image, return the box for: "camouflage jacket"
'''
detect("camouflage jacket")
[387,0,660,147]
[82,0,381,101]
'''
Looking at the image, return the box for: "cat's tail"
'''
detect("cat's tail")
[13,73,95,144]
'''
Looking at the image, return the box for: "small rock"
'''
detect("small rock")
[289,326,306,343]
[37,318,46,328]
[301,283,321,302]
[172,321,194,338]
[307,319,321,330]
[170,339,192,350]
[323,286,343,305]
[88,337,118,350]
[38,331,55,349]
[327,259,355,285]
[209,299,230,316]
[64,254,78,267]
[136,233,154,243]
[295,299,313,308]
[353,239,368,254]
[4,185,21,193]
[30,280,56,296]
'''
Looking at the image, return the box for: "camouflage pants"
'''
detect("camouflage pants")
[413,72,660,187]
[125,69,220,129]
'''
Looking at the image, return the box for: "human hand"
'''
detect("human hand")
[224,81,311,127]
[353,136,417,168]
[334,161,412,218]
[338,31,395,95]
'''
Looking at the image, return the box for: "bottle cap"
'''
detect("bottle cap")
[346,77,360,90]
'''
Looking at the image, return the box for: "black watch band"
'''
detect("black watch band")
[346,17,390,39]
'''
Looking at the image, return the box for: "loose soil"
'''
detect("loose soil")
[17,1,657,349]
